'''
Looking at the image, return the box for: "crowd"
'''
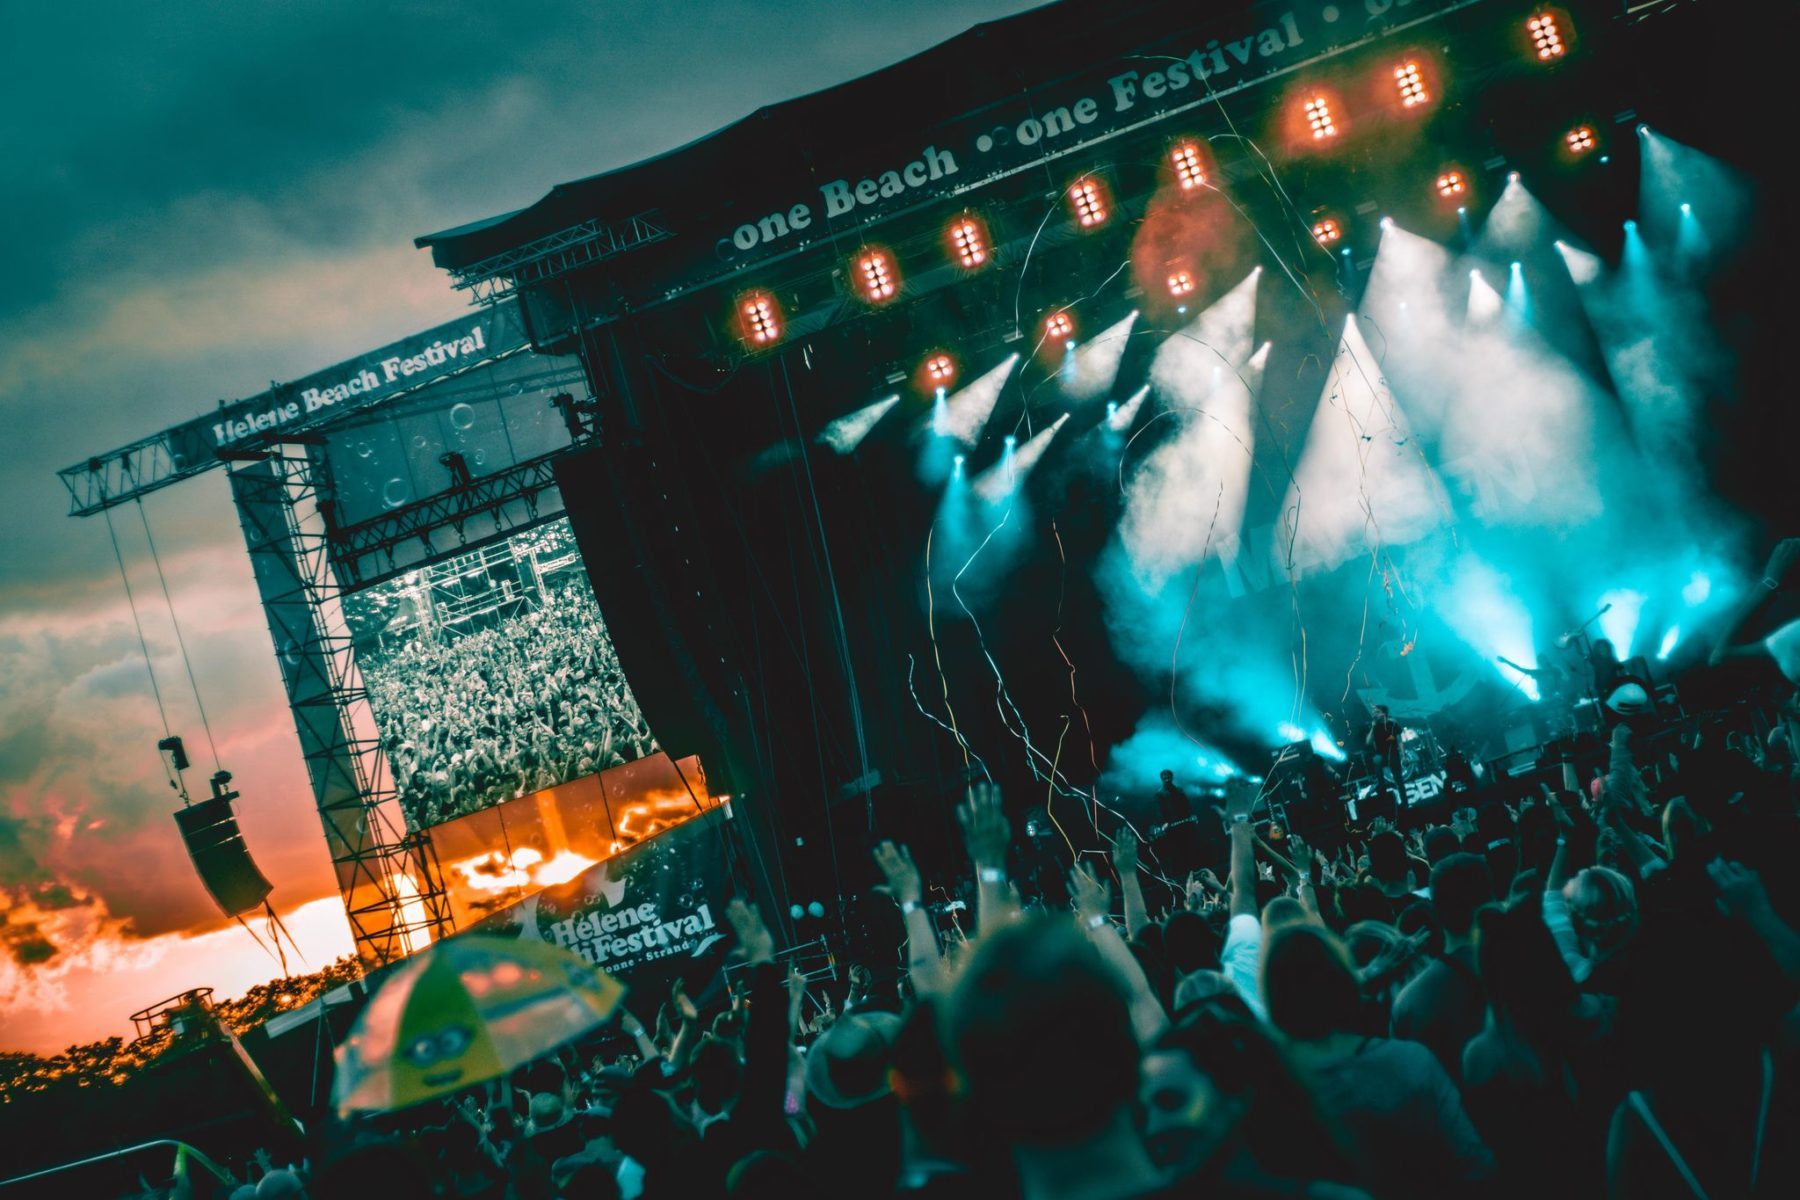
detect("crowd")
[114,544,1800,1199]
[359,574,657,828]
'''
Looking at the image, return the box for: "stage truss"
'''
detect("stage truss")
[230,445,455,964]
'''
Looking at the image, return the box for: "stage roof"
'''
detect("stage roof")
[414,0,1322,272]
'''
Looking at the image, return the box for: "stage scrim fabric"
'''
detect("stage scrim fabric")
[427,752,715,929]
[460,798,735,1004]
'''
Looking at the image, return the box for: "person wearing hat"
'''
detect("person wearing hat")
[800,1010,905,1197]
[1605,681,1651,718]
[804,1009,904,1109]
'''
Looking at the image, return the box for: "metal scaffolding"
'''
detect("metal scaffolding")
[445,212,672,306]
[326,450,568,590]
[58,306,537,518]
[230,445,454,965]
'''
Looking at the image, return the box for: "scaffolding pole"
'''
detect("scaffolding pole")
[229,446,453,965]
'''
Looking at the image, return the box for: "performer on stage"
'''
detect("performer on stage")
[1587,639,1623,702]
[1365,704,1406,813]
[1154,769,1189,829]
[1495,651,1581,710]
[1148,769,1215,874]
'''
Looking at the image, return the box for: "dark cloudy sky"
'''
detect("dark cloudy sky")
[0,0,1041,1053]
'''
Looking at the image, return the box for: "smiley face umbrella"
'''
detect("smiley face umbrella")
[333,935,625,1115]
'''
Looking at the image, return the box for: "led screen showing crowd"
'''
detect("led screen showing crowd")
[343,517,656,830]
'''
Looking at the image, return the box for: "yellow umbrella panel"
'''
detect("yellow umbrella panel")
[334,935,625,1115]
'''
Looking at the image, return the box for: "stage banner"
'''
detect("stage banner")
[701,0,1478,270]
[464,803,734,1001]
[164,301,530,468]
[427,752,715,928]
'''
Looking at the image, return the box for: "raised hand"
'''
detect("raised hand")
[1708,858,1772,920]
[1223,776,1258,824]
[671,977,698,1023]
[725,897,775,964]
[1548,791,1576,836]
[1110,827,1140,875]
[873,840,923,906]
[958,781,1011,871]
[1762,538,1800,588]
[1068,860,1112,923]
[786,965,806,1027]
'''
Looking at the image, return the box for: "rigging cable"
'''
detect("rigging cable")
[100,500,173,744]
[776,358,876,824]
[135,497,221,771]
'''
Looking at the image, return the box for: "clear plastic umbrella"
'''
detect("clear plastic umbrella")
[333,935,624,1115]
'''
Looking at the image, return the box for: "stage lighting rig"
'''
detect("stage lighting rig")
[1303,95,1338,139]
[1528,11,1566,60]
[1067,178,1109,227]
[947,216,989,268]
[738,291,783,348]
[1395,61,1428,107]
[1565,125,1596,154]
[854,248,898,303]
[1170,141,1207,190]
[1312,217,1342,246]
[1435,170,1467,198]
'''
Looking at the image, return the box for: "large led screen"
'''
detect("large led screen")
[342,517,656,830]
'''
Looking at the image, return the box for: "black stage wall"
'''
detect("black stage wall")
[554,344,999,921]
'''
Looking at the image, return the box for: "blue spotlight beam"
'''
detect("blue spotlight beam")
[1060,312,1138,402]
[818,394,901,454]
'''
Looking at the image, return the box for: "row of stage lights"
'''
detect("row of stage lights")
[738,10,1580,357]
[748,118,1592,355]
